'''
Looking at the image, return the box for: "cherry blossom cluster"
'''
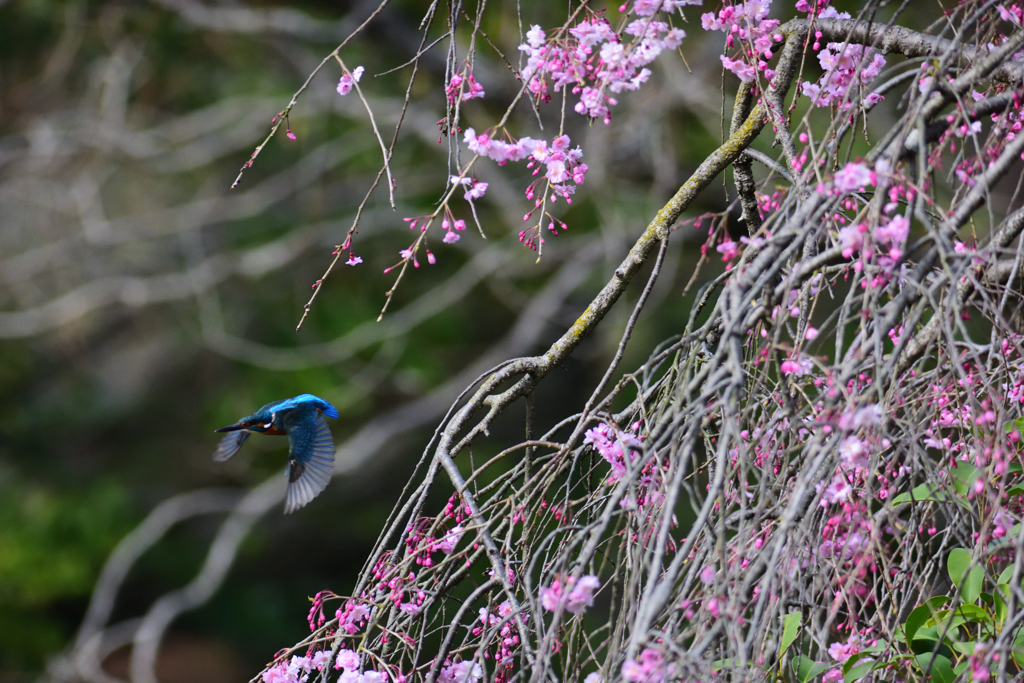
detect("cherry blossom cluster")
[335,600,373,635]
[837,213,909,280]
[458,128,589,250]
[518,9,688,124]
[473,601,521,677]
[799,9,886,110]
[370,564,426,617]
[757,187,788,219]
[829,160,875,194]
[405,177,487,250]
[402,515,467,568]
[821,632,876,682]
[337,66,365,97]
[436,660,483,683]
[401,214,462,253]
[583,421,672,539]
[968,642,993,682]
[812,159,915,285]
[539,574,600,614]
[794,0,831,14]
[701,0,781,82]
[307,590,329,631]
[912,353,1024,560]
[1001,339,1024,406]
[333,649,394,683]
[450,175,488,201]
[715,232,765,269]
[262,652,335,683]
[812,397,916,629]
[463,129,588,202]
[720,353,933,637]
[395,496,471,571]
[989,92,1024,140]
[780,354,814,376]
[583,422,642,481]
[935,89,1023,188]
[446,70,485,103]
[620,648,674,683]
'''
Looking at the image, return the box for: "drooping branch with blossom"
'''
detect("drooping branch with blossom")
[234,0,1024,680]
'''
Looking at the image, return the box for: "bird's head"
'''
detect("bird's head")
[215,412,278,434]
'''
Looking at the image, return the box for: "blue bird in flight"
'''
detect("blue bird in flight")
[214,394,339,513]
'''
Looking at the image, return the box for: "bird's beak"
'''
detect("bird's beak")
[215,422,247,433]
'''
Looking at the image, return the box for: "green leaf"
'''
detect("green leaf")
[838,644,886,683]
[794,656,829,683]
[963,567,985,605]
[908,633,957,660]
[948,548,971,584]
[843,658,875,683]
[915,653,955,683]
[926,610,966,636]
[949,462,982,495]
[1013,632,1024,668]
[1009,416,1024,435]
[947,549,984,604]
[1005,484,1024,497]
[904,597,952,645]
[923,610,993,653]
[952,604,992,626]
[779,611,802,657]
[995,589,1008,626]
[891,480,971,509]
[951,640,977,655]
[710,658,750,671]
[891,483,944,505]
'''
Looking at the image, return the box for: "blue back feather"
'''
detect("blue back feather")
[270,394,339,419]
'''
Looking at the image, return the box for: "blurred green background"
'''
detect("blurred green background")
[0,0,832,681]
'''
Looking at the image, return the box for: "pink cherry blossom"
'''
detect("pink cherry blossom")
[565,575,600,612]
[800,20,886,111]
[702,0,778,82]
[337,66,365,96]
[833,162,874,192]
[464,181,488,200]
[781,357,813,376]
[446,71,485,102]
[584,422,641,481]
[621,648,673,683]
[435,525,464,554]
[310,651,332,671]
[439,661,483,683]
[518,14,688,124]
[838,224,867,258]
[335,649,361,672]
[540,574,601,614]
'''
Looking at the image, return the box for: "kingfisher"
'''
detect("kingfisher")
[213,394,339,513]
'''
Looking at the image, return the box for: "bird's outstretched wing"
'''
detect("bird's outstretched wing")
[213,430,251,462]
[284,411,335,513]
